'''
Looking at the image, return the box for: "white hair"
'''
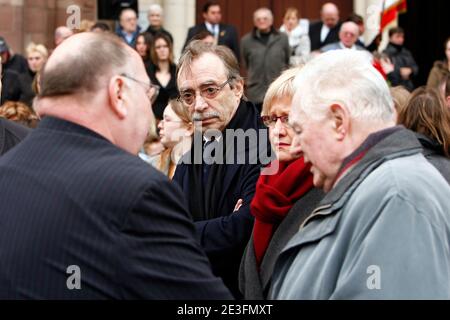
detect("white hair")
[293,50,395,124]
[148,4,163,15]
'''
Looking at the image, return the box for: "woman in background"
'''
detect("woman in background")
[0,101,39,128]
[135,32,153,71]
[427,37,450,89]
[18,43,48,107]
[152,99,193,178]
[397,86,450,184]
[148,32,178,121]
[279,7,310,66]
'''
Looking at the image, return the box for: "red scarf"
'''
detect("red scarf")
[250,157,314,267]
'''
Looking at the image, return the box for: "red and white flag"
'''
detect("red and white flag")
[380,0,408,32]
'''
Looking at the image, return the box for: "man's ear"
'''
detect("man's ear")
[232,79,244,100]
[329,103,349,141]
[108,76,128,119]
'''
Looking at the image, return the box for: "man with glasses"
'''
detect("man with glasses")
[0,33,232,299]
[115,8,141,47]
[173,40,272,298]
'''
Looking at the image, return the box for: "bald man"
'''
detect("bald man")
[54,26,74,47]
[0,32,232,299]
[309,2,342,51]
[321,21,367,52]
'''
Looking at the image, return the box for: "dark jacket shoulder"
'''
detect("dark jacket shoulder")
[0,118,29,156]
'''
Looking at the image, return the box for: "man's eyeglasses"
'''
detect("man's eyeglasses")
[178,77,233,107]
[121,74,160,104]
[260,115,290,128]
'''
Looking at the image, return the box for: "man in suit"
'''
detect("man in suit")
[174,40,272,297]
[0,57,29,156]
[183,1,240,61]
[0,32,232,299]
[309,2,341,52]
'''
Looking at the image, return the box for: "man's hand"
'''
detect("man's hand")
[380,56,394,74]
[233,199,243,212]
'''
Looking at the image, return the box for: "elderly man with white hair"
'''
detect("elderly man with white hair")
[54,26,73,47]
[270,50,450,299]
[321,21,366,52]
[145,4,173,44]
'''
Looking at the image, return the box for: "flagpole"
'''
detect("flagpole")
[380,0,386,33]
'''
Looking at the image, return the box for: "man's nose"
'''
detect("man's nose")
[194,94,208,112]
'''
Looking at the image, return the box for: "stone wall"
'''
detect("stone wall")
[0,0,96,54]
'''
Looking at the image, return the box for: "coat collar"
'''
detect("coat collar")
[317,127,421,212]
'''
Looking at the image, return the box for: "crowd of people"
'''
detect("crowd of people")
[1,1,450,300]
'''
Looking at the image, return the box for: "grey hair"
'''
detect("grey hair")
[293,50,395,124]
[253,7,273,22]
[148,4,163,15]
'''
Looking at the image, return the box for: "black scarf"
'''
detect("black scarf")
[187,100,270,221]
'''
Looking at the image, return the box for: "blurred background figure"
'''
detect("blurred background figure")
[0,58,29,157]
[0,36,27,74]
[279,7,310,66]
[397,87,450,184]
[135,32,153,71]
[54,26,74,47]
[18,43,48,107]
[0,101,39,128]
[345,13,380,53]
[148,33,177,121]
[145,4,173,44]
[90,22,111,33]
[184,1,240,61]
[383,27,418,91]
[190,31,216,46]
[309,2,341,52]
[390,85,411,114]
[321,21,365,52]
[427,37,450,90]
[152,99,193,178]
[441,74,450,108]
[116,8,141,47]
[241,7,290,111]
[78,20,95,33]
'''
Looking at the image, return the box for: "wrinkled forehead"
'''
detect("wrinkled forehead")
[177,53,228,89]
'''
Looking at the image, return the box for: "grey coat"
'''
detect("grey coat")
[241,29,290,104]
[239,188,324,299]
[270,128,450,299]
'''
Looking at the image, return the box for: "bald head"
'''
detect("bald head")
[40,32,141,99]
[321,3,340,28]
[36,32,153,155]
[339,21,360,48]
[54,26,74,47]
